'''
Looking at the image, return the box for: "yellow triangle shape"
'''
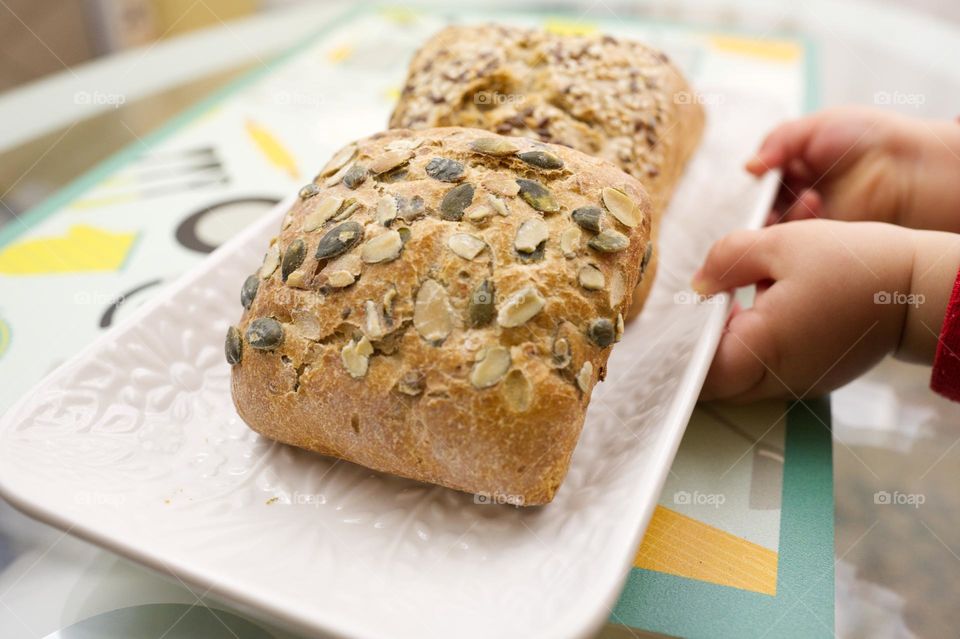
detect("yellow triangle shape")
[0,224,137,275]
[634,505,779,595]
[544,19,597,36]
[710,35,801,61]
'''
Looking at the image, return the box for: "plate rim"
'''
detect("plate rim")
[0,170,780,639]
[573,169,779,638]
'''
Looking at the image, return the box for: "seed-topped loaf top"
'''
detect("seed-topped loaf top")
[389,24,705,219]
[228,127,653,504]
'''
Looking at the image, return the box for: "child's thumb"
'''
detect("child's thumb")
[692,229,775,295]
[745,116,818,176]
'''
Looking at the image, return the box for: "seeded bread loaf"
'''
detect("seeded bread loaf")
[389,24,704,318]
[228,127,652,505]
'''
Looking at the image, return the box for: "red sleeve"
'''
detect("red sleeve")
[931,266,960,401]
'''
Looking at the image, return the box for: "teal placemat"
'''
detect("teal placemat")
[611,399,834,638]
[0,5,830,638]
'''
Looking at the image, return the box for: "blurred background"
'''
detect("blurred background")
[1,1,959,638]
[2,0,960,218]
[0,0,957,93]
[3,0,960,220]
[0,0,278,92]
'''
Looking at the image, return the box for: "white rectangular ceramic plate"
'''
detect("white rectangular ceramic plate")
[0,90,782,639]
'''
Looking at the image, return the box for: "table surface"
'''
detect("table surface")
[1,1,959,638]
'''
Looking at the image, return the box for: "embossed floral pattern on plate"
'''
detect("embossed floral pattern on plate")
[0,94,781,639]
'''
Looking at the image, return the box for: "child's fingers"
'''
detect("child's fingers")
[770,175,815,221]
[692,229,776,295]
[745,116,819,176]
[778,189,823,223]
[785,158,815,183]
[700,307,786,402]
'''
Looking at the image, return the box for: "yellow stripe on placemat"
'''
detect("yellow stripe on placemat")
[710,35,801,62]
[0,318,9,358]
[327,44,353,63]
[384,86,402,103]
[244,119,299,179]
[70,193,138,209]
[0,225,137,275]
[544,19,597,36]
[379,6,419,25]
[634,506,778,595]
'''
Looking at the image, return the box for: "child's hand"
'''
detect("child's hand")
[693,220,960,402]
[748,107,960,233]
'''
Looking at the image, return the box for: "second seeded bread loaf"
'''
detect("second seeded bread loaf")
[228,127,652,505]
[389,24,705,318]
